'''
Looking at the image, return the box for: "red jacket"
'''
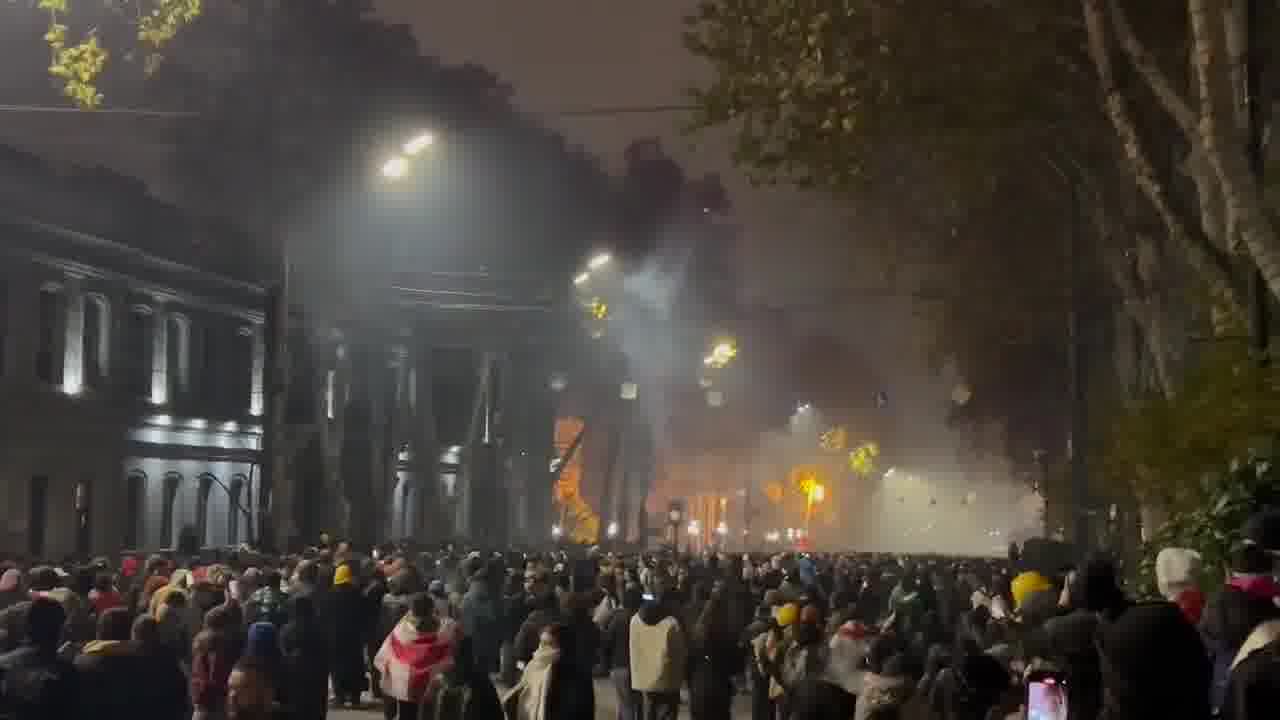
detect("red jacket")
[190,639,236,709]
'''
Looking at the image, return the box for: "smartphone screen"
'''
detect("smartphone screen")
[642,593,655,602]
[1027,678,1068,720]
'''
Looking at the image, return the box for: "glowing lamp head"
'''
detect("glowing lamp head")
[381,155,410,179]
[402,132,435,156]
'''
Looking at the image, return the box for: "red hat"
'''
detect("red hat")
[121,556,140,578]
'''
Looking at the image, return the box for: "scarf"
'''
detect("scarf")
[502,645,559,720]
[375,617,455,703]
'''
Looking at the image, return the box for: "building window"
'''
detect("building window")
[166,314,191,403]
[196,474,214,547]
[228,475,246,544]
[125,307,154,398]
[83,294,110,391]
[161,473,181,548]
[124,472,145,549]
[36,286,62,384]
[28,476,48,557]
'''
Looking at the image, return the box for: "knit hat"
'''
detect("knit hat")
[775,602,799,627]
[1011,571,1053,610]
[1155,548,1202,600]
[333,564,353,586]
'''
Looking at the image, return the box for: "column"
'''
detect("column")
[249,322,265,416]
[60,274,85,396]
[412,337,441,542]
[150,304,170,406]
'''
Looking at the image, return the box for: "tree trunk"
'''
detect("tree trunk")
[1083,0,1246,316]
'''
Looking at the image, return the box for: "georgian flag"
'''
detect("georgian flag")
[374,618,455,703]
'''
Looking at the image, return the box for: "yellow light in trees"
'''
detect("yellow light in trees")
[848,442,880,476]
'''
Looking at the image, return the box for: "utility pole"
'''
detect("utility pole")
[1247,0,1269,366]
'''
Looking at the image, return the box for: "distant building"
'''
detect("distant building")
[0,147,266,557]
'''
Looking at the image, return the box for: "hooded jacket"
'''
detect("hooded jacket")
[629,600,686,693]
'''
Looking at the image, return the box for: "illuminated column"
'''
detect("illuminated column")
[248,322,265,416]
[150,303,169,406]
[60,274,85,396]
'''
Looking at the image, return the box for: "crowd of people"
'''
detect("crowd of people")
[0,510,1277,720]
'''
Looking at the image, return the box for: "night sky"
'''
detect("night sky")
[374,0,853,310]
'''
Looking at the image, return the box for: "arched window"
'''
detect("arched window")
[82,294,110,390]
[161,473,181,548]
[196,474,215,547]
[124,472,145,549]
[228,475,246,545]
[166,314,191,402]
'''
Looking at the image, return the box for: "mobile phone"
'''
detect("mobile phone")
[642,593,655,602]
[1026,671,1068,720]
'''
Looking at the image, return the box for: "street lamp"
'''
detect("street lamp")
[381,155,410,180]
[551,524,563,540]
[588,252,612,271]
[403,131,436,156]
[573,272,590,286]
[606,521,619,539]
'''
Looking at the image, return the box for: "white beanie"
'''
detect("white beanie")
[1155,547,1202,600]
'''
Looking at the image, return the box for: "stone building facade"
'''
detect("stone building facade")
[0,212,267,558]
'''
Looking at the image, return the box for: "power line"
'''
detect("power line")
[0,101,697,120]
[0,103,198,118]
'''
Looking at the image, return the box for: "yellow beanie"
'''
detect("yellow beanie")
[1011,571,1053,609]
[775,602,799,627]
[333,564,353,586]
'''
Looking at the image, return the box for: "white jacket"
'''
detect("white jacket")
[629,611,686,693]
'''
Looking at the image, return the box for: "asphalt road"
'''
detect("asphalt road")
[328,678,752,720]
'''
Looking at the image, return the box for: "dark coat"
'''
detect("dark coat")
[329,584,369,695]
[600,607,637,670]
[281,611,330,720]
[0,645,78,720]
[74,641,146,719]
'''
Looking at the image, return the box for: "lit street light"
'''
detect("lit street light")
[381,155,410,180]
[573,272,590,286]
[403,131,435,156]
[606,521,619,539]
[588,252,612,270]
[551,524,563,540]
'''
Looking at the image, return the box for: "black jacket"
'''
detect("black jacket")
[600,607,637,670]
[0,645,78,720]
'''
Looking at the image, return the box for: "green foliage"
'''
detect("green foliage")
[29,0,201,108]
[683,0,1085,191]
[1134,450,1280,597]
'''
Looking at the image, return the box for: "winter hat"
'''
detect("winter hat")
[245,622,281,661]
[1155,548,1203,600]
[120,556,139,578]
[1011,571,1053,609]
[333,564,353,586]
[775,602,799,627]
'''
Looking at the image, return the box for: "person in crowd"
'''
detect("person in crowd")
[1202,542,1280,711]
[499,569,530,686]
[227,657,289,720]
[130,614,192,719]
[281,594,330,720]
[88,571,124,616]
[601,582,644,720]
[629,589,686,720]
[690,587,739,720]
[424,633,503,720]
[73,607,137,718]
[157,588,193,671]
[514,582,561,665]
[192,605,238,720]
[504,622,594,720]
[460,565,502,677]
[1156,547,1207,624]
[244,621,286,699]
[330,562,369,707]
[0,596,77,720]
[374,592,455,720]
[246,570,290,628]
[1099,601,1210,720]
